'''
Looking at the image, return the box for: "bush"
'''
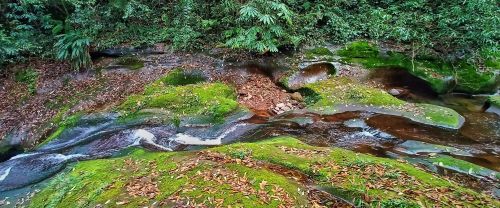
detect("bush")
[0,0,498,64]
[0,29,18,72]
[225,0,299,53]
[54,31,91,70]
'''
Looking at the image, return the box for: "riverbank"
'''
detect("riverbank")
[0,43,499,207]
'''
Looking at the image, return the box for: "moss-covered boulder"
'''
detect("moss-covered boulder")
[299,77,463,129]
[337,41,379,58]
[158,68,207,86]
[37,113,82,147]
[117,69,238,124]
[488,95,500,108]
[304,47,334,61]
[486,95,500,115]
[338,41,498,94]
[429,155,500,180]
[30,137,498,207]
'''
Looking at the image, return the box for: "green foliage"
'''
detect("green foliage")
[165,0,202,50]
[0,29,18,71]
[225,0,297,53]
[54,31,91,70]
[0,0,498,67]
[14,67,38,95]
[3,1,54,57]
[489,96,500,108]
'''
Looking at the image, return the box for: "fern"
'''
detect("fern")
[0,29,18,71]
[54,31,92,70]
[226,0,296,53]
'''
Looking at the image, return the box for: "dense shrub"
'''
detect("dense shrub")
[0,0,498,68]
[54,31,91,70]
[225,0,299,52]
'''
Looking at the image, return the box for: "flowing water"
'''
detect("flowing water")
[0,63,499,205]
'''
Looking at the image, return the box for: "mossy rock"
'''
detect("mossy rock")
[281,62,336,90]
[337,41,379,58]
[429,155,500,180]
[30,137,498,207]
[300,77,462,128]
[338,41,498,94]
[489,95,500,108]
[453,62,498,93]
[304,47,334,61]
[481,48,500,69]
[117,74,238,124]
[159,68,206,86]
[37,113,83,147]
[116,56,144,70]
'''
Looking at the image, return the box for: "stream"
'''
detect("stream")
[0,61,499,205]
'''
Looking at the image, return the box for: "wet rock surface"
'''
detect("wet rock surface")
[283,62,336,90]
[0,53,222,149]
[1,47,500,205]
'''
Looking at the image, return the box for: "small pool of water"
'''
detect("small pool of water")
[365,68,500,171]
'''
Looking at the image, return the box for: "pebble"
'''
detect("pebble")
[389,88,401,96]
[272,102,297,114]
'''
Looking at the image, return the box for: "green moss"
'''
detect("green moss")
[303,77,405,109]
[338,41,497,94]
[337,41,379,58]
[453,62,496,93]
[212,137,495,206]
[411,103,461,128]
[300,77,461,128]
[481,48,500,69]
[116,56,144,70]
[30,149,180,208]
[159,68,206,86]
[305,47,334,60]
[30,137,498,207]
[31,147,307,207]
[38,113,83,146]
[489,95,500,107]
[378,199,420,208]
[429,155,500,179]
[177,163,308,207]
[118,78,238,123]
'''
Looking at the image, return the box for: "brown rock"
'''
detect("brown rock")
[290,92,304,102]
